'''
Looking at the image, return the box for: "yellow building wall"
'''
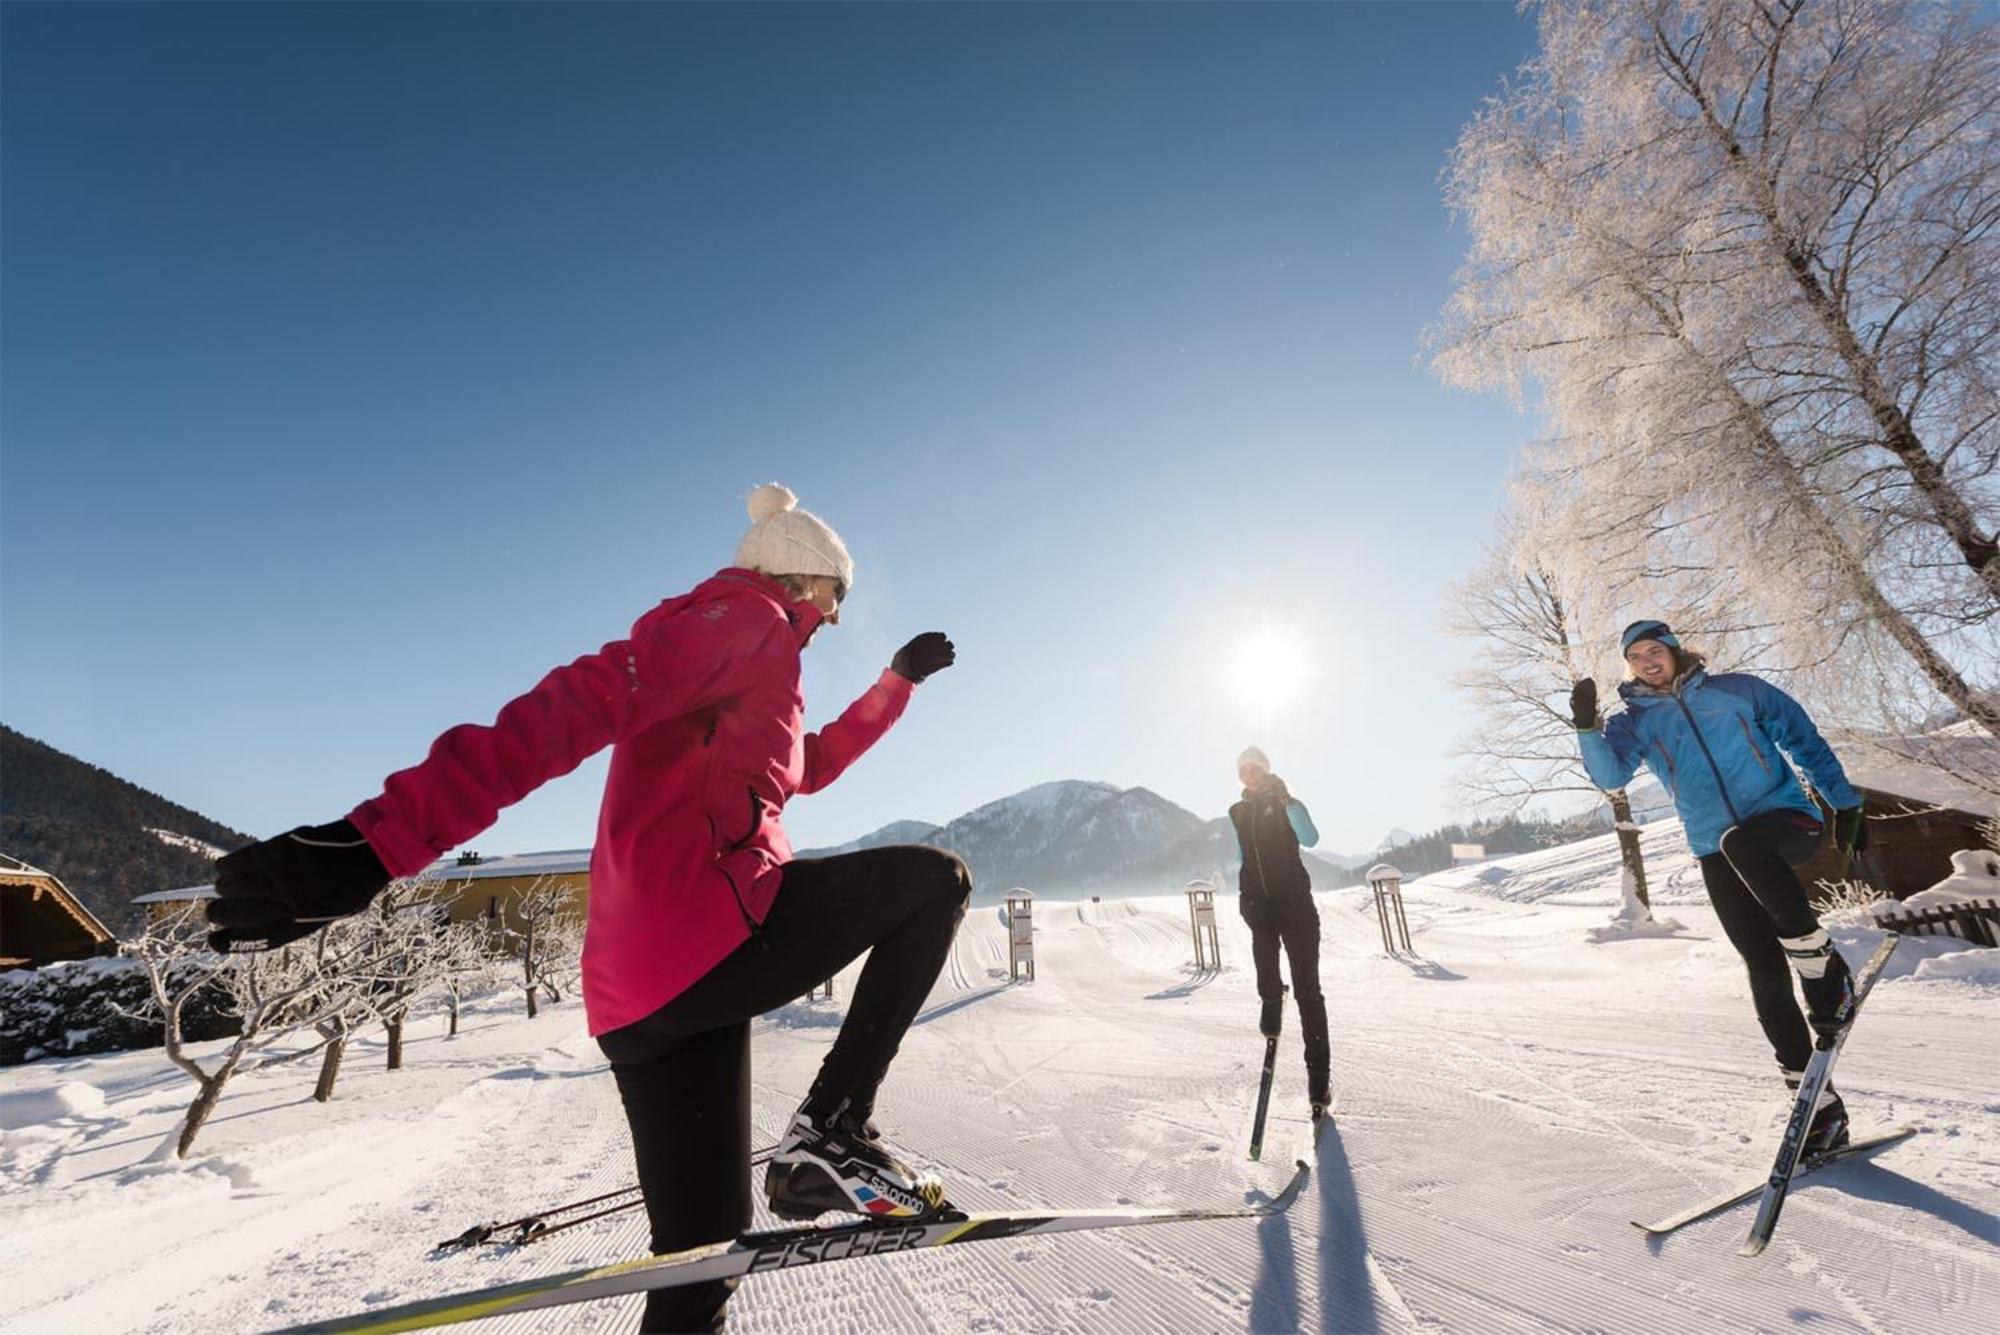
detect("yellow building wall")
[432,872,591,933]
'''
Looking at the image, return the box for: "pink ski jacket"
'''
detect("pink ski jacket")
[347,569,913,1034]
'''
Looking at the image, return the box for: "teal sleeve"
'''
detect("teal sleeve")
[1286,801,1319,848]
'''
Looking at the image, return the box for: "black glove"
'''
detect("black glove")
[206,819,390,952]
[1569,679,1599,731]
[891,632,956,684]
[1834,806,1868,856]
[1258,995,1283,1040]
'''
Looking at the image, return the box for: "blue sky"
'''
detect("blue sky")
[3,2,1542,862]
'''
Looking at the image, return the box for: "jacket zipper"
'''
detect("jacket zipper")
[1248,800,1271,898]
[1674,695,1744,825]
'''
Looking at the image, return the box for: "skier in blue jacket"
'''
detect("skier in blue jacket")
[1572,620,1870,1152]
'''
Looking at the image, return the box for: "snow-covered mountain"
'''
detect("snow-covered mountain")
[802,781,1348,903]
[1312,827,1424,873]
[809,819,946,857]
[0,724,250,934]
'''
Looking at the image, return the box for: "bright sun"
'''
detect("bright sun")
[1225,627,1313,711]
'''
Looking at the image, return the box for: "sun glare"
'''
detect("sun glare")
[1226,628,1313,712]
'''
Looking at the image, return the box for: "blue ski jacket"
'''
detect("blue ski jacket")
[1577,668,1858,857]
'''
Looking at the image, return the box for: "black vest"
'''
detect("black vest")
[1230,790,1310,902]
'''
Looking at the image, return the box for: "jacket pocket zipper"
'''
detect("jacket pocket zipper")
[728,787,764,852]
[1736,716,1774,776]
[710,789,767,944]
[1652,741,1679,796]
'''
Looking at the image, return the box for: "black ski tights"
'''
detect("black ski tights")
[602,845,971,1332]
[1244,892,1330,1081]
[1700,808,1828,1076]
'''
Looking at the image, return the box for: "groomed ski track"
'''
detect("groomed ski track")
[3,826,1995,1333]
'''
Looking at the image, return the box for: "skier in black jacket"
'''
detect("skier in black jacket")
[1229,746,1330,1115]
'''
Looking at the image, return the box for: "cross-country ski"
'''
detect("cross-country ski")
[280,1164,1311,1334]
[1737,933,1904,1256]
[1633,1126,1920,1237]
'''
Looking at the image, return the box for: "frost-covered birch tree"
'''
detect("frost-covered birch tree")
[1431,0,1999,738]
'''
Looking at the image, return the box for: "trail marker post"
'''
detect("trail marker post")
[1185,878,1221,970]
[1366,863,1412,954]
[1007,889,1035,981]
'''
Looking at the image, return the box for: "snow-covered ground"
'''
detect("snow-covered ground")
[4,820,1996,1333]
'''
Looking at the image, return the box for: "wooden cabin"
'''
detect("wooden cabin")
[1800,726,1996,901]
[0,853,115,969]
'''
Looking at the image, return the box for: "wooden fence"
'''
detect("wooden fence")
[1876,898,2000,949]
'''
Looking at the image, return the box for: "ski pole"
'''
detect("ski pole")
[513,1196,645,1245]
[436,1144,776,1251]
[513,1144,783,1247]
[435,1187,642,1252]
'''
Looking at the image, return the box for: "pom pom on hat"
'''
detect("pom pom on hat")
[734,482,854,590]
[747,482,797,524]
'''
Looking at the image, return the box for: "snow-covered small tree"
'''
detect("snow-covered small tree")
[125,904,373,1156]
[303,916,382,1103]
[366,878,457,1071]
[435,913,502,1040]
[502,877,584,1020]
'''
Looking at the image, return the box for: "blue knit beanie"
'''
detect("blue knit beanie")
[1620,619,1681,652]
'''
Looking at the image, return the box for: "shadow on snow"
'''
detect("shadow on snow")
[1250,1123,1386,1333]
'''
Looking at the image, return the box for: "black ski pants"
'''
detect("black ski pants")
[1698,807,1827,1076]
[1241,890,1329,1073]
[598,845,971,1332]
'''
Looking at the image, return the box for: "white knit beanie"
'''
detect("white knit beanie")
[733,483,854,589]
[1237,746,1271,774]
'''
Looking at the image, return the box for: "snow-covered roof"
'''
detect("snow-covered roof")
[1839,725,1999,820]
[1366,863,1405,882]
[130,884,216,905]
[126,850,591,905]
[0,852,58,880]
[423,849,593,881]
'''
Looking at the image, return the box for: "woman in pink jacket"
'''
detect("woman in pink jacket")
[207,484,969,1332]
